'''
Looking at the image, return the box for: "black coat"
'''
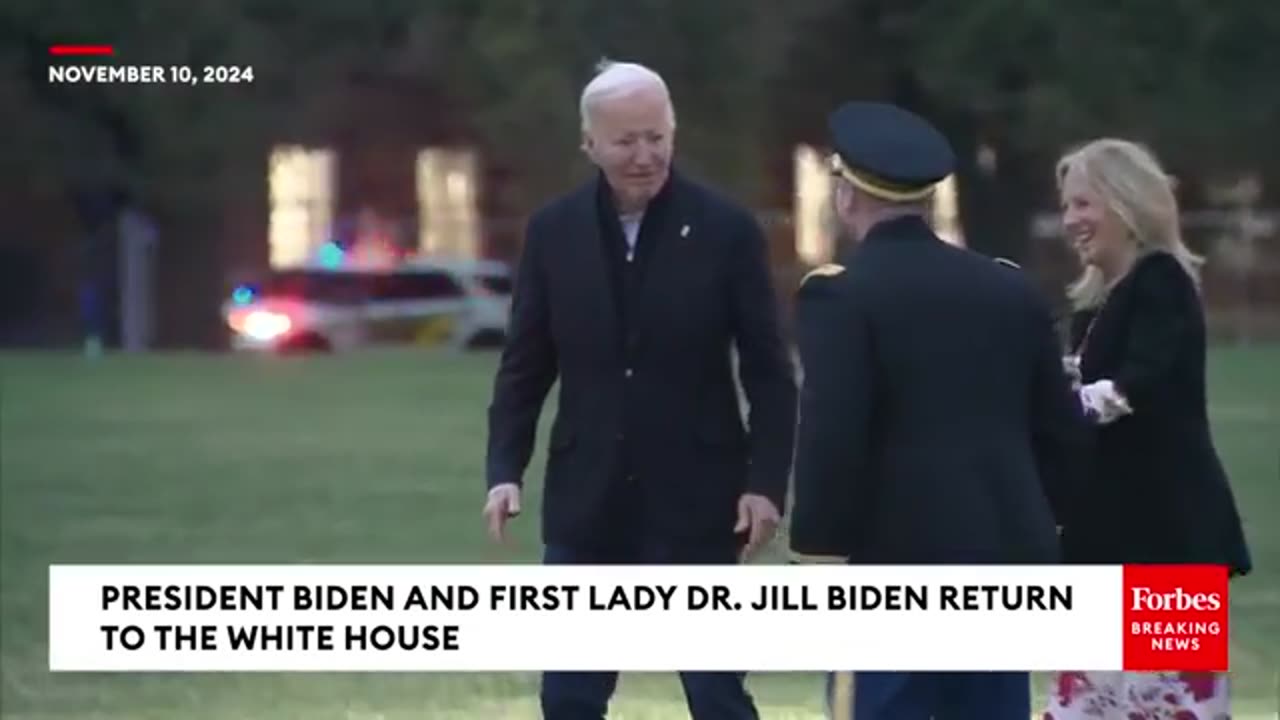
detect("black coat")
[1066,308,1098,351]
[485,170,798,550]
[1061,251,1252,575]
[789,216,1090,565]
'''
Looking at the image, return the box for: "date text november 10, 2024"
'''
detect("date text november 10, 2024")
[49,65,254,84]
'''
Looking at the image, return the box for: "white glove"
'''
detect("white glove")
[1079,380,1132,424]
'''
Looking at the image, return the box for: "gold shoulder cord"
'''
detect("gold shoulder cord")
[801,263,846,286]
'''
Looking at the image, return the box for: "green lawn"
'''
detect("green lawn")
[1,346,1277,719]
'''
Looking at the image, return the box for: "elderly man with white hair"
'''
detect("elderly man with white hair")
[482,59,797,719]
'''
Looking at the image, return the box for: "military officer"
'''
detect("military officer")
[788,101,1089,720]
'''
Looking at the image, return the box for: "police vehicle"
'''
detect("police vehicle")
[223,252,511,354]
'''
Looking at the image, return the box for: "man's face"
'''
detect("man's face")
[832,179,864,240]
[582,87,674,209]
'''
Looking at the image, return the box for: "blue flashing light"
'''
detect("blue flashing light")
[318,241,344,269]
[231,286,254,305]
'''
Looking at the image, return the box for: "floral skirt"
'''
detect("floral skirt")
[1043,671,1231,719]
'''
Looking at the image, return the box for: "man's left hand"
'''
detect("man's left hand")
[735,493,780,561]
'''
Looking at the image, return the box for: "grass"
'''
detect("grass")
[1,345,1277,719]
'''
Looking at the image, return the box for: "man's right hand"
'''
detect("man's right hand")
[483,483,522,543]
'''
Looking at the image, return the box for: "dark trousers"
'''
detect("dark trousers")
[828,671,1029,720]
[539,540,758,720]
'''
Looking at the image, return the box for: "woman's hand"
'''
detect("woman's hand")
[1079,379,1132,424]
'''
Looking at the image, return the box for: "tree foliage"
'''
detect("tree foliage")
[909,0,1280,172]
[3,0,1277,344]
[3,0,807,213]
[773,0,1280,259]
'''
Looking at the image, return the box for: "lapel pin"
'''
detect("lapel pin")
[680,224,690,238]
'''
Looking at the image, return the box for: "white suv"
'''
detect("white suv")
[223,259,512,353]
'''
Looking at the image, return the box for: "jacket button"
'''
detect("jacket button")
[625,368,633,378]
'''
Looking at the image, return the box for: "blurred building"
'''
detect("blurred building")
[232,78,516,276]
[6,78,1280,350]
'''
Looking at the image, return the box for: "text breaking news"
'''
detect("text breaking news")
[47,564,1229,673]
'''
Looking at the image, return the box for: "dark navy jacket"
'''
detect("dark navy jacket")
[789,215,1089,565]
[486,169,797,550]
[1062,251,1252,575]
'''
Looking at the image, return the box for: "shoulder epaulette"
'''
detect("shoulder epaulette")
[801,263,846,286]
[994,257,1020,269]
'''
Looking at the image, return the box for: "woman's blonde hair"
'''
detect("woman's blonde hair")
[1056,138,1203,310]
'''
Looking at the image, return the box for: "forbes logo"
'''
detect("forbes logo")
[1129,586,1223,612]
[1121,564,1230,673]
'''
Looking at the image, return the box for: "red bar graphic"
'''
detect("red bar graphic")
[49,45,115,56]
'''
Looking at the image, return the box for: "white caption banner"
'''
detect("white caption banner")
[48,564,1123,672]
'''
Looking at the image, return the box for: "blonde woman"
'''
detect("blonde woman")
[1045,139,1252,718]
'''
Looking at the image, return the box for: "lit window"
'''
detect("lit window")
[794,145,834,265]
[417,148,480,258]
[931,175,964,247]
[268,146,336,268]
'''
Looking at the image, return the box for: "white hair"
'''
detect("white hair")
[579,58,676,133]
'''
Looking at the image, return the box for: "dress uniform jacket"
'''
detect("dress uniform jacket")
[1060,251,1252,574]
[486,169,797,551]
[789,215,1090,565]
